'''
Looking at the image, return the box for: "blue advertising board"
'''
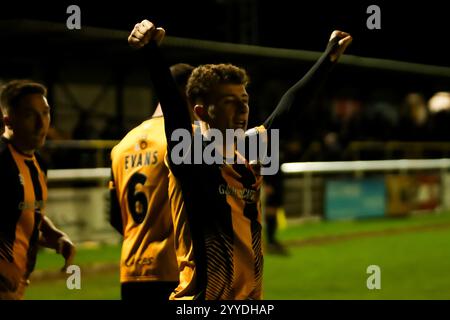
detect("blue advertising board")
[325,178,386,220]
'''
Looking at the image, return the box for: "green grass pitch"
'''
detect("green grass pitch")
[25,211,450,300]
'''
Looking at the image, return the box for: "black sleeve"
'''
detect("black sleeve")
[262,36,340,130]
[143,42,192,165]
[108,170,123,235]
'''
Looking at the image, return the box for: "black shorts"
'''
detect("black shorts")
[121,281,178,301]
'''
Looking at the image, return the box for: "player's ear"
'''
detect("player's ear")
[2,114,12,129]
[194,104,209,121]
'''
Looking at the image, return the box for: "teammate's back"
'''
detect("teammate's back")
[110,117,178,298]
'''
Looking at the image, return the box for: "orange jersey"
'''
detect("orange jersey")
[167,143,263,300]
[110,117,178,283]
[0,137,47,298]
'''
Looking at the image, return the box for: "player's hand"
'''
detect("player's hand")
[128,19,166,49]
[328,30,352,62]
[56,235,76,272]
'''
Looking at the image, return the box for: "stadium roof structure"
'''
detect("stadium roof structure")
[1,20,450,79]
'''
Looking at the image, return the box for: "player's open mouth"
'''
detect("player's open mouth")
[234,121,246,128]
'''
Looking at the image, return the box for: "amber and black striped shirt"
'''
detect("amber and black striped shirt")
[146,37,339,299]
[0,137,47,296]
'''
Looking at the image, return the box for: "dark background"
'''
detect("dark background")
[1,0,448,66]
[1,0,449,166]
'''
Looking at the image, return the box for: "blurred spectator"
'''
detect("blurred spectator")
[428,92,450,141]
[321,95,364,160]
[322,131,342,160]
[363,89,398,141]
[428,92,450,113]
[283,138,303,162]
[396,93,431,141]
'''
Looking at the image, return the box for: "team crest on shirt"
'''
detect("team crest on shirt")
[139,140,148,150]
[134,134,148,151]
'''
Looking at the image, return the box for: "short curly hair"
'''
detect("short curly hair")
[1,80,47,115]
[186,63,249,105]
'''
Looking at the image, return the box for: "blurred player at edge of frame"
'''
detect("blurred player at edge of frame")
[0,80,76,300]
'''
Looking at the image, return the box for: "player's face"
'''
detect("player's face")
[8,94,51,152]
[207,83,249,133]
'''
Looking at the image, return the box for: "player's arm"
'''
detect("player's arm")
[261,30,352,130]
[38,215,76,271]
[128,20,192,163]
[108,171,123,235]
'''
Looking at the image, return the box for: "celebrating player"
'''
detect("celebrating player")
[128,20,351,299]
